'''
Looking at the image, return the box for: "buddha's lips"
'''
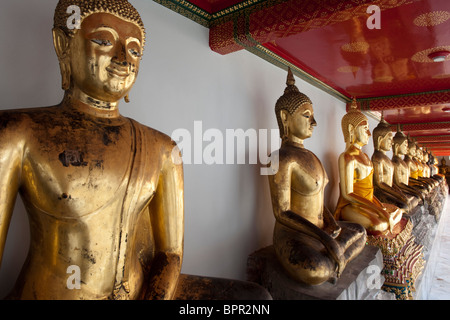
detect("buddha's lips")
[106,67,130,79]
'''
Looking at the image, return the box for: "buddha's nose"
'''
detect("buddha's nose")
[112,43,129,67]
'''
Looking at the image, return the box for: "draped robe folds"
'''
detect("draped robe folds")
[110,118,159,300]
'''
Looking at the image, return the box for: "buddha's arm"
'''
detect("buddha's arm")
[144,142,184,300]
[322,206,341,238]
[372,159,391,190]
[0,126,23,268]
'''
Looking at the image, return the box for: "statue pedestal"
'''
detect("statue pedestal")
[174,274,272,300]
[247,245,393,300]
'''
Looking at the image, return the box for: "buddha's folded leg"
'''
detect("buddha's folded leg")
[340,204,389,233]
[335,221,367,262]
[273,223,336,286]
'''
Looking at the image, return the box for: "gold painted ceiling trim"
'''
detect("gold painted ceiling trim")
[153,0,285,27]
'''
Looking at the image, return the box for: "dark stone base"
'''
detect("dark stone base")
[246,245,386,300]
[174,274,272,300]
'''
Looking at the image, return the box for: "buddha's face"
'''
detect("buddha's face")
[69,13,143,102]
[354,121,371,146]
[284,103,317,141]
[379,132,393,151]
[409,146,416,157]
[398,139,408,155]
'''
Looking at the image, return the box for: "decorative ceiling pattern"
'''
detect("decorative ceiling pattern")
[154,0,450,156]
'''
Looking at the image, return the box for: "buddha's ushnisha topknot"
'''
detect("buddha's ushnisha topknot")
[54,0,146,47]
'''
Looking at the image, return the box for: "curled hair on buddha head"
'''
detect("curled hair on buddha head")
[372,113,392,149]
[53,0,146,46]
[275,67,312,139]
[341,98,368,144]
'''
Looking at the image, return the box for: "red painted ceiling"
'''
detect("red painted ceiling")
[162,0,450,157]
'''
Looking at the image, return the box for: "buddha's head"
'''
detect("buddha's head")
[407,137,416,157]
[393,127,408,156]
[372,115,393,151]
[341,98,370,147]
[416,147,423,161]
[275,68,316,142]
[53,0,145,103]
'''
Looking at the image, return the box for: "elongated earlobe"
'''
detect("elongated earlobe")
[52,28,71,91]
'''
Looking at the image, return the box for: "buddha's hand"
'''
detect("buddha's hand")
[326,225,342,239]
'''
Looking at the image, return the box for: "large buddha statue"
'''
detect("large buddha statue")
[391,128,426,203]
[268,69,366,286]
[0,0,185,300]
[438,158,449,175]
[371,116,418,212]
[334,100,404,236]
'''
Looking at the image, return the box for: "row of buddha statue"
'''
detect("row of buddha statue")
[268,68,447,299]
[0,0,447,301]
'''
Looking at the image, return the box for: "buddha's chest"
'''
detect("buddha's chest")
[20,122,157,218]
[290,153,326,194]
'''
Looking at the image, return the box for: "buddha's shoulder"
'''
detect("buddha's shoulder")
[277,145,321,166]
[129,118,178,150]
[0,106,57,132]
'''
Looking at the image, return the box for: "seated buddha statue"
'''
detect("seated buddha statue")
[371,116,418,212]
[415,144,438,188]
[391,128,426,203]
[404,138,431,194]
[268,69,366,286]
[0,0,272,301]
[428,153,445,186]
[438,158,449,175]
[334,99,404,236]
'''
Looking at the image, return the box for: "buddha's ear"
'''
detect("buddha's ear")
[377,135,383,149]
[347,124,355,144]
[52,28,71,91]
[52,28,70,59]
[280,110,288,123]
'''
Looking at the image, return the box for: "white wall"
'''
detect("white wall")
[0,0,379,298]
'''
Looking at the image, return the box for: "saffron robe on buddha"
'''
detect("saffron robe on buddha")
[334,169,401,235]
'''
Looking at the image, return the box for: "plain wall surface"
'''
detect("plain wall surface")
[0,0,380,298]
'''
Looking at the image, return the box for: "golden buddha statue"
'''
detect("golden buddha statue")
[334,100,404,236]
[404,138,431,194]
[371,116,418,212]
[0,0,186,300]
[334,102,425,300]
[438,158,449,175]
[268,69,366,286]
[391,128,426,203]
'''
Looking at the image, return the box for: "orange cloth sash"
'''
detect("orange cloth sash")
[410,169,419,179]
[334,169,384,220]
